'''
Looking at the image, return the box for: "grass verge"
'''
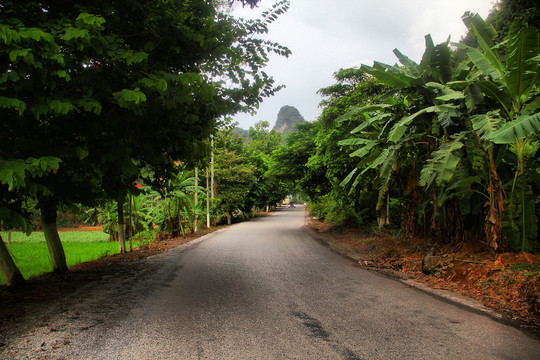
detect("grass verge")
[0,231,118,285]
[1,231,109,243]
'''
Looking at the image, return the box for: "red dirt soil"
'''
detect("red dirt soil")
[57,225,104,232]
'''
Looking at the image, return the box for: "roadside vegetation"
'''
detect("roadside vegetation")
[0,0,292,286]
[1,0,539,326]
[279,0,540,325]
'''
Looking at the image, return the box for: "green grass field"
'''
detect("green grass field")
[1,230,109,243]
[0,231,119,285]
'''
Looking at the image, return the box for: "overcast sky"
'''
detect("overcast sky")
[230,0,495,129]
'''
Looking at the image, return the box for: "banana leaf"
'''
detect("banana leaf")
[503,180,537,252]
[505,23,539,105]
[488,113,540,144]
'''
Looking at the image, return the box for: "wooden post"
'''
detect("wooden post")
[194,168,198,233]
[129,194,133,252]
[206,168,210,228]
[118,198,126,253]
[210,137,215,199]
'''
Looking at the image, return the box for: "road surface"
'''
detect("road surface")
[2,205,539,359]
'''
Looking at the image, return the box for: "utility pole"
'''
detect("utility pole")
[210,136,214,199]
[206,168,210,228]
[194,167,198,233]
[128,194,133,251]
[210,135,215,226]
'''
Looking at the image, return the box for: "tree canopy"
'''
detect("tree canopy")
[0,0,290,282]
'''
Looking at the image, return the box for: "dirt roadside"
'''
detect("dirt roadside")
[305,216,540,336]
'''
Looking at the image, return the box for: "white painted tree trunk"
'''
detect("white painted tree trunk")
[118,199,126,254]
[0,235,24,286]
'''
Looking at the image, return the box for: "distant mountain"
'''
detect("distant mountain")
[272,105,306,137]
[233,127,249,139]
[233,105,306,139]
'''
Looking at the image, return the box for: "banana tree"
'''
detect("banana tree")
[458,13,539,252]
[339,36,461,234]
[150,169,203,236]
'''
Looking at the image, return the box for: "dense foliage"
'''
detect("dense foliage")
[0,0,290,285]
[2,0,538,287]
[289,11,539,254]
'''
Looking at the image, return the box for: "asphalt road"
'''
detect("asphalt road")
[7,205,538,359]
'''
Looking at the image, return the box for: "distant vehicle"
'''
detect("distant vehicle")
[289,203,296,208]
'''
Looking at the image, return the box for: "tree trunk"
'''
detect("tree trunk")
[486,150,506,253]
[0,235,24,286]
[38,195,68,273]
[118,199,126,254]
[226,212,232,225]
[7,230,12,245]
[128,194,133,252]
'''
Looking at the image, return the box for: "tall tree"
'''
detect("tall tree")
[1,0,291,265]
[244,121,285,212]
[214,129,256,224]
[302,68,386,225]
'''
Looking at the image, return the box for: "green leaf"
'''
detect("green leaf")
[420,139,465,187]
[505,23,540,107]
[361,62,416,89]
[0,24,20,45]
[349,141,379,158]
[387,105,455,142]
[419,34,435,72]
[522,95,540,116]
[376,146,398,210]
[55,70,71,81]
[427,82,465,101]
[8,49,32,62]
[436,93,465,101]
[504,180,537,252]
[360,147,389,176]
[488,113,540,143]
[338,138,371,146]
[61,28,89,41]
[75,98,102,114]
[351,113,391,134]
[470,111,505,140]
[462,12,497,54]
[49,99,77,115]
[464,83,484,111]
[475,80,512,116]
[336,104,391,123]
[121,50,148,66]
[113,88,147,106]
[0,96,27,116]
[340,168,357,187]
[393,48,421,78]
[431,43,453,84]
[75,13,106,29]
[465,46,504,80]
[76,148,89,160]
